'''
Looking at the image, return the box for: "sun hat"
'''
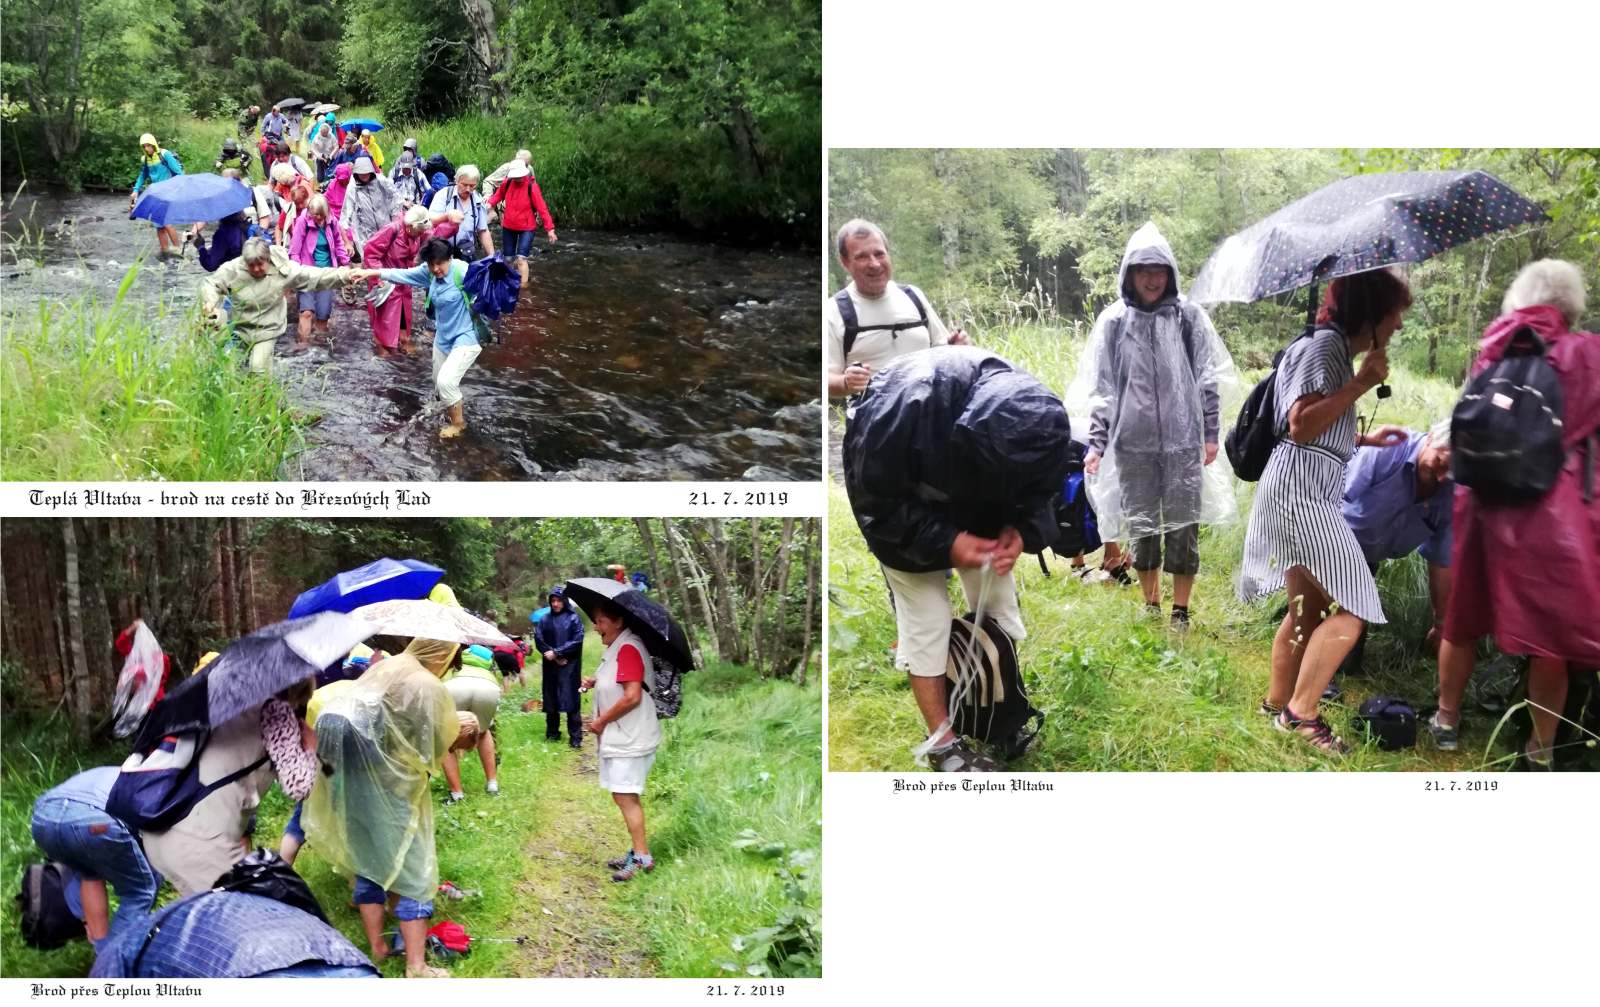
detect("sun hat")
[507,161,530,179]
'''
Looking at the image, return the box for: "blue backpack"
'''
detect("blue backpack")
[107,729,268,833]
[463,254,521,319]
[1036,441,1101,574]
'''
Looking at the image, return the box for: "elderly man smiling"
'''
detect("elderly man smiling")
[825,218,968,399]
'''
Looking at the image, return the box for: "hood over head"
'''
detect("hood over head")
[1117,221,1182,308]
[950,366,1073,529]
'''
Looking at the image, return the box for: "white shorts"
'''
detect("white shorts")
[881,565,1025,678]
[445,675,499,730]
[598,752,656,795]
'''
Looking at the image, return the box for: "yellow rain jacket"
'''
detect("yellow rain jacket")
[302,653,458,901]
[362,135,385,171]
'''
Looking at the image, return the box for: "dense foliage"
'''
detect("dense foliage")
[1,0,821,240]
[829,148,1600,378]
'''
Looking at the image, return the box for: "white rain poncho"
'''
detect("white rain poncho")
[111,620,165,738]
[1067,222,1240,540]
[302,652,458,902]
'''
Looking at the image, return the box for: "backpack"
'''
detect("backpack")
[645,656,686,718]
[834,285,929,359]
[1449,327,1568,504]
[424,260,493,342]
[1353,695,1418,751]
[16,862,82,950]
[210,849,327,922]
[422,153,456,185]
[946,613,1043,761]
[106,728,268,833]
[462,254,521,319]
[1225,325,1315,482]
[1037,440,1102,575]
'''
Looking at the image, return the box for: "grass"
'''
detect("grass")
[828,318,1598,772]
[1,635,822,977]
[0,272,306,481]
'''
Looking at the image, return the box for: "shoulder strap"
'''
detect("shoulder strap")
[900,284,928,328]
[835,290,860,357]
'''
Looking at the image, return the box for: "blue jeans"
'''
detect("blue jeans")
[351,876,433,920]
[502,227,535,258]
[31,798,162,951]
[283,801,305,844]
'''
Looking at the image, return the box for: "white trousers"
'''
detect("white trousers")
[431,342,482,407]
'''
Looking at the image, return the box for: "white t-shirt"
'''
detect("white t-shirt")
[595,628,661,759]
[824,280,951,375]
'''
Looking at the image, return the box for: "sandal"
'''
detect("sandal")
[1104,561,1135,587]
[926,737,1002,772]
[611,852,655,882]
[605,851,633,870]
[1275,707,1350,754]
[1258,698,1283,718]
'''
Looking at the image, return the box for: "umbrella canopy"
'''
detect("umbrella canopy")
[130,174,253,227]
[131,612,371,749]
[349,599,512,647]
[563,577,694,671]
[341,118,383,133]
[1189,170,1547,305]
[287,558,445,619]
[275,97,306,110]
[309,102,342,116]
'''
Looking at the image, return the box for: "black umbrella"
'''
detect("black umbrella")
[1189,170,1547,307]
[131,612,370,750]
[563,577,695,671]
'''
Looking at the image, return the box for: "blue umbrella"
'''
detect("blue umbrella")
[341,118,383,133]
[287,558,445,619]
[130,174,253,227]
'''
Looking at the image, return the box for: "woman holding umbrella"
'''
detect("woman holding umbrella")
[580,596,662,882]
[1239,269,1413,753]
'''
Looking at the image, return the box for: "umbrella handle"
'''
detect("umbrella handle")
[1376,383,1392,399]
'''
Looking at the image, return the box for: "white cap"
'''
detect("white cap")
[508,161,530,179]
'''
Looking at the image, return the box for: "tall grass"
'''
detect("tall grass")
[828,317,1542,772]
[1,273,305,480]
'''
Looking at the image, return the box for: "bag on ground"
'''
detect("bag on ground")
[946,614,1043,760]
[1353,695,1418,751]
[16,862,82,950]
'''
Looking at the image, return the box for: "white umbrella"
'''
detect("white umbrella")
[350,599,511,647]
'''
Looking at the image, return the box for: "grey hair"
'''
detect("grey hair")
[516,149,532,162]
[1428,418,1451,449]
[1502,259,1587,327]
[835,218,887,260]
[455,163,481,183]
[240,237,273,265]
[270,162,297,185]
[403,204,431,229]
[305,194,330,220]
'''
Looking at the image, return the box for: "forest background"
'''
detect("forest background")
[0,0,821,243]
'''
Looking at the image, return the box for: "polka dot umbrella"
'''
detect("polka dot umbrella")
[1188,170,1547,307]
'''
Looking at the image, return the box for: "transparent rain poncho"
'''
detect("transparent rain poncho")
[111,620,166,738]
[303,652,459,902]
[1066,222,1240,541]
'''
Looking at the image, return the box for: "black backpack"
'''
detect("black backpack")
[210,849,327,922]
[946,613,1043,761]
[16,862,83,950]
[645,656,686,719]
[422,153,456,185]
[834,285,929,358]
[1450,327,1567,504]
[1354,695,1418,751]
[1226,326,1315,482]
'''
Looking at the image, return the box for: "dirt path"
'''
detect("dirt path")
[499,742,658,977]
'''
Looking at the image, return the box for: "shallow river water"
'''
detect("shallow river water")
[1,189,822,481]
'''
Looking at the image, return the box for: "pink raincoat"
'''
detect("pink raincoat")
[361,212,459,349]
[1444,304,1600,664]
[287,212,351,268]
[326,163,354,224]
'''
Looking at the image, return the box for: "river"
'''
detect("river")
[0,188,822,481]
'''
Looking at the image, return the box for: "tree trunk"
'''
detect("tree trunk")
[749,519,764,675]
[793,518,817,686]
[693,520,746,664]
[933,148,960,271]
[458,0,507,114]
[633,518,673,612]
[60,520,93,732]
[770,518,796,678]
[662,519,718,663]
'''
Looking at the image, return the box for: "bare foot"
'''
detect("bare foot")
[439,423,465,440]
[375,345,392,358]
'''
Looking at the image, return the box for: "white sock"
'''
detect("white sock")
[486,780,499,794]
[450,790,464,800]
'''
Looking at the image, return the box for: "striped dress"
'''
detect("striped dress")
[1238,325,1385,623]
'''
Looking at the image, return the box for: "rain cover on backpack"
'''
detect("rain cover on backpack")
[463,254,522,319]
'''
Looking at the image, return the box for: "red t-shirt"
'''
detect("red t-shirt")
[614,643,645,683]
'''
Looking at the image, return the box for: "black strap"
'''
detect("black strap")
[836,284,930,359]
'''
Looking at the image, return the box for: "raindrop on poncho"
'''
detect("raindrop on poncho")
[1066,222,1241,540]
[302,651,459,902]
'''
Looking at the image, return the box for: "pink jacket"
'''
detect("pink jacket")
[1445,304,1600,663]
[288,213,350,268]
[326,163,354,223]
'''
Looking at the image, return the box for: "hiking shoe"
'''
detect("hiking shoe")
[611,852,654,882]
[1170,607,1190,630]
[926,737,1003,772]
[1258,698,1283,718]
[1275,708,1350,754]
[1426,712,1459,752]
[569,737,582,749]
[1143,602,1163,619]
[443,792,466,806]
[605,850,633,870]
[485,780,499,795]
